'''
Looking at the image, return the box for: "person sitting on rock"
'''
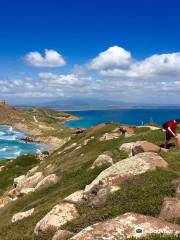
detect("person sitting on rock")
[163,119,180,148]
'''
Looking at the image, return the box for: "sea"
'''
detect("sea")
[64,108,180,128]
[0,125,46,160]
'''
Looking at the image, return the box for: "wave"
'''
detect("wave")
[0,147,7,152]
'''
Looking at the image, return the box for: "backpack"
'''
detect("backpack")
[162,121,168,129]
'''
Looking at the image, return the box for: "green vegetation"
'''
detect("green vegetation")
[0,122,179,239]
[0,155,39,195]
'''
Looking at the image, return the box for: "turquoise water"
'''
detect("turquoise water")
[65,108,180,128]
[0,125,47,160]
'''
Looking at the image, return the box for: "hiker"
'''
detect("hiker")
[163,119,180,148]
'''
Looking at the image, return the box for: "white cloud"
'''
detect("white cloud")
[90,46,131,70]
[91,47,180,80]
[25,49,66,67]
[2,46,180,104]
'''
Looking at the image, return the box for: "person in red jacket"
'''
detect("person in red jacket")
[164,119,180,148]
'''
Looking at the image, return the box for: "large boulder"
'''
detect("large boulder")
[159,197,180,219]
[35,174,59,191]
[34,203,79,238]
[84,153,168,200]
[71,212,180,240]
[64,190,84,205]
[14,172,44,190]
[11,208,34,223]
[119,141,161,157]
[90,153,113,169]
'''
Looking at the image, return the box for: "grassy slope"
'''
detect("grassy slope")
[0,124,179,239]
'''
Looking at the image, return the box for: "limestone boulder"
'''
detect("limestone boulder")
[7,188,21,199]
[20,188,35,195]
[90,153,113,169]
[71,212,180,240]
[99,132,122,141]
[119,141,161,157]
[64,190,84,205]
[35,174,59,191]
[27,166,39,177]
[15,172,44,190]
[52,230,74,240]
[84,152,168,200]
[11,208,34,223]
[0,165,5,172]
[45,164,55,174]
[34,203,79,238]
[160,197,180,219]
[0,196,12,208]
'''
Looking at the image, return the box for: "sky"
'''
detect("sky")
[1,0,180,105]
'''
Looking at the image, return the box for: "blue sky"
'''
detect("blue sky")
[1,0,180,104]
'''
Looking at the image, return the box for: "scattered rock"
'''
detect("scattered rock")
[34,203,79,237]
[64,143,77,151]
[20,188,35,195]
[89,187,110,208]
[45,164,55,174]
[74,128,86,135]
[0,196,12,208]
[0,165,5,172]
[99,132,122,141]
[35,174,59,190]
[11,208,34,223]
[7,188,20,199]
[71,212,180,240]
[119,141,161,157]
[36,152,49,161]
[75,146,82,150]
[84,152,168,200]
[137,125,161,131]
[15,172,44,190]
[27,166,39,176]
[112,126,135,138]
[52,230,74,240]
[64,190,84,205]
[160,197,180,219]
[90,153,113,169]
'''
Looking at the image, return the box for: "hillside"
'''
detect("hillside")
[0,101,77,151]
[0,109,179,239]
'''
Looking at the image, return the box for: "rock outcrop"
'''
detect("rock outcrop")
[34,203,79,238]
[0,196,12,208]
[71,212,180,240]
[14,172,44,190]
[90,152,113,169]
[84,153,168,202]
[35,174,59,190]
[119,141,161,157]
[11,208,34,223]
[99,132,122,141]
[159,197,180,219]
[64,190,84,205]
